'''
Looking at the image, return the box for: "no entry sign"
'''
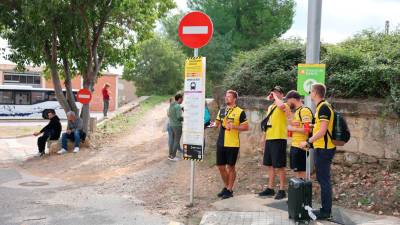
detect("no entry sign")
[77,89,92,104]
[178,11,213,49]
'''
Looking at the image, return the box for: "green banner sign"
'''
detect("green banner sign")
[297,64,326,96]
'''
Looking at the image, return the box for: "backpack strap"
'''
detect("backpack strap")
[261,105,277,132]
[321,102,334,149]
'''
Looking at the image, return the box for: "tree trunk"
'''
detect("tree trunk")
[62,57,79,115]
[80,75,94,134]
[44,33,71,114]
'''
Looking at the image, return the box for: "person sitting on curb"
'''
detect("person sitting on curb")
[33,109,62,157]
[58,111,84,154]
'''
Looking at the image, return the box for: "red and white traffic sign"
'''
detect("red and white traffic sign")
[178,11,213,49]
[77,89,92,104]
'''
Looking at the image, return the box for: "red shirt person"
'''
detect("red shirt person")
[102,83,111,117]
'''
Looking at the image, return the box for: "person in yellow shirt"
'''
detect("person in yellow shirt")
[300,83,335,220]
[285,90,313,179]
[214,90,249,199]
[258,86,290,200]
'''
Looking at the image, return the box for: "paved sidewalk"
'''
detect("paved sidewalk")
[200,194,400,225]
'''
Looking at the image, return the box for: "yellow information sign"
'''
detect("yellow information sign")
[185,57,203,77]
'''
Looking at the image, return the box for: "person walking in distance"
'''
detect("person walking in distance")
[259,86,291,200]
[299,83,336,220]
[285,90,313,179]
[214,90,249,199]
[102,83,111,118]
[168,94,184,161]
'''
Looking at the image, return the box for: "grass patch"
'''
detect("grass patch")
[98,96,169,134]
[358,197,372,206]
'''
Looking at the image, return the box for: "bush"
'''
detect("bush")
[224,39,304,96]
[223,30,400,114]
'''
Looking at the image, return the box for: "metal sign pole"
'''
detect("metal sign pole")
[305,0,322,172]
[189,48,199,206]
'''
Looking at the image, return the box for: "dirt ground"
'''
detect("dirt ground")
[18,100,400,224]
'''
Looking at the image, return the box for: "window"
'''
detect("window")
[0,91,13,104]
[3,72,41,85]
[34,76,41,84]
[15,91,30,105]
[27,76,33,84]
[4,75,12,81]
[47,91,57,101]
[31,91,46,104]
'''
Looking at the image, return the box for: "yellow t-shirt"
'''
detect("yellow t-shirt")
[265,103,289,140]
[216,106,248,147]
[313,100,335,149]
[291,106,313,149]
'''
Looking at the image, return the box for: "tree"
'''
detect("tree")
[188,0,295,51]
[123,36,185,96]
[160,13,233,95]
[0,0,175,132]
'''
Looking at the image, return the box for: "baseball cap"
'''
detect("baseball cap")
[270,86,284,94]
[285,90,301,100]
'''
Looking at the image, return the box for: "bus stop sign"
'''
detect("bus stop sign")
[77,89,92,104]
[178,11,213,49]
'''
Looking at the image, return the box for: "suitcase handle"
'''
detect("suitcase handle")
[306,148,312,181]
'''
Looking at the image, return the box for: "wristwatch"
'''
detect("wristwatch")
[306,138,312,148]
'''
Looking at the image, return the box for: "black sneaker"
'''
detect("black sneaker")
[274,190,286,200]
[312,209,332,220]
[258,188,275,197]
[217,187,228,197]
[221,190,233,199]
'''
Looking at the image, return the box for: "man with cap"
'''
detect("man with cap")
[259,86,291,200]
[285,90,313,179]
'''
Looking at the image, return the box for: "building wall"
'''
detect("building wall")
[118,78,137,107]
[44,76,82,90]
[90,75,118,112]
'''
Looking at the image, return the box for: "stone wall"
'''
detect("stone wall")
[207,94,400,166]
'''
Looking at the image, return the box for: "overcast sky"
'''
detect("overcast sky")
[176,0,400,43]
[2,0,400,69]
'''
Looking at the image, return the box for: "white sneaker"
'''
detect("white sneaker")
[173,157,181,161]
[73,147,80,153]
[57,149,67,154]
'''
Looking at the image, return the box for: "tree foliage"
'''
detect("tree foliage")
[123,36,185,96]
[188,0,295,50]
[224,38,304,96]
[0,0,175,131]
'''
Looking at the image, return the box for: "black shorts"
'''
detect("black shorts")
[290,146,307,172]
[216,146,239,166]
[263,139,287,168]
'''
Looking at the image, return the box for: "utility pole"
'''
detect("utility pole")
[305,0,322,172]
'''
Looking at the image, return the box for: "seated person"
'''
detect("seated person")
[33,109,62,157]
[58,111,83,154]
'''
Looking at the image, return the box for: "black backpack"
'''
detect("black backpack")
[325,104,351,146]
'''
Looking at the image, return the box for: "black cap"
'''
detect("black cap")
[285,90,301,100]
[270,86,284,94]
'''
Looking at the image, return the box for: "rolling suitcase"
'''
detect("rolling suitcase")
[288,150,315,223]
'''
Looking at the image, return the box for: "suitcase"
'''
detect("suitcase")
[288,150,313,222]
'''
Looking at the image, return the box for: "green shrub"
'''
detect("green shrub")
[223,30,400,114]
[224,39,304,96]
